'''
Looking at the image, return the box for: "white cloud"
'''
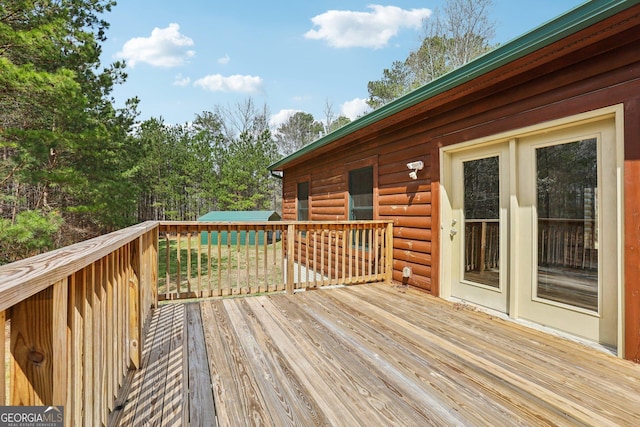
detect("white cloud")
[269,109,301,129]
[116,23,195,67]
[173,74,191,86]
[218,54,231,65]
[193,74,263,93]
[292,95,311,102]
[341,98,371,120]
[304,5,431,49]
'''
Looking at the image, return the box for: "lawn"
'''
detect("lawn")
[158,234,284,297]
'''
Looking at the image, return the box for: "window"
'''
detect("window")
[349,166,373,220]
[297,181,309,221]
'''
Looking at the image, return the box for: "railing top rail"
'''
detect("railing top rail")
[159,220,393,227]
[539,218,596,223]
[0,219,394,312]
[0,220,160,312]
[465,218,594,223]
[285,220,394,225]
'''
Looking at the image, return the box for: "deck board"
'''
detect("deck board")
[345,285,629,419]
[242,296,357,426]
[118,284,640,426]
[263,294,441,426]
[160,304,188,426]
[186,303,217,426]
[200,297,270,425]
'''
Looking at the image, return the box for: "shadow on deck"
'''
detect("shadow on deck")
[112,284,640,426]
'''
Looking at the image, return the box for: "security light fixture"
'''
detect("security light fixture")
[407,160,424,180]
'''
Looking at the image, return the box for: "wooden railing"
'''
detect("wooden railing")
[158,221,286,299]
[0,219,392,425]
[0,221,158,427]
[538,218,597,270]
[465,219,499,274]
[158,220,394,300]
[464,218,598,274]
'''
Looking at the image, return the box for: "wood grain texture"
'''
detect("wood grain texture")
[159,303,188,427]
[624,98,640,362]
[83,266,94,427]
[1,225,157,424]
[92,260,104,427]
[0,310,5,406]
[0,221,158,312]
[70,271,84,426]
[112,292,163,427]
[132,304,186,426]
[10,287,54,406]
[51,280,68,410]
[117,284,640,426]
[186,303,217,426]
[201,297,268,425]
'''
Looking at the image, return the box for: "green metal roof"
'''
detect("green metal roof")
[197,210,281,222]
[269,0,639,171]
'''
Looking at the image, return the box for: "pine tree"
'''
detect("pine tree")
[0,1,140,248]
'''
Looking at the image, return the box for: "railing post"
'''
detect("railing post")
[130,228,157,370]
[0,310,5,405]
[479,221,487,273]
[286,223,295,294]
[151,228,159,308]
[9,280,68,407]
[130,237,142,369]
[52,280,69,416]
[385,222,394,284]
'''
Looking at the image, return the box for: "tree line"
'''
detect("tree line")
[0,0,494,264]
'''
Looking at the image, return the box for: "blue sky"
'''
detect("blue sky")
[100,0,587,128]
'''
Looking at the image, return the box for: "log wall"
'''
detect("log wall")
[283,144,435,291]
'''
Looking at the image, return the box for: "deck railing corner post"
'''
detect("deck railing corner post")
[286,223,296,294]
[152,225,159,309]
[385,221,394,285]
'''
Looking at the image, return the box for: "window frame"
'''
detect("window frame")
[346,157,378,251]
[348,166,374,221]
[297,180,310,221]
[345,156,378,221]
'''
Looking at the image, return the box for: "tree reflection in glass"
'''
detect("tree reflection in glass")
[536,138,598,311]
[463,156,500,287]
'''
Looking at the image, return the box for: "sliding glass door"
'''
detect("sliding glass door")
[444,114,619,347]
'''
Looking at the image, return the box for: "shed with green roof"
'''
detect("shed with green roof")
[198,210,281,245]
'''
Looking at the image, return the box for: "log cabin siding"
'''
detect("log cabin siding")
[284,146,436,290]
[277,3,640,360]
[624,98,640,361]
[282,180,296,219]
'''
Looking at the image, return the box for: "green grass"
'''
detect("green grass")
[158,236,284,296]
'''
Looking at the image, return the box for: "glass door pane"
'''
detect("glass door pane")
[463,156,500,288]
[536,138,598,311]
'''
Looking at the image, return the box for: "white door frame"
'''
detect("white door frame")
[439,105,625,356]
[447,143,510,313]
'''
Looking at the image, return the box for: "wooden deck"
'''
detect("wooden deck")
[113,284,640,426]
